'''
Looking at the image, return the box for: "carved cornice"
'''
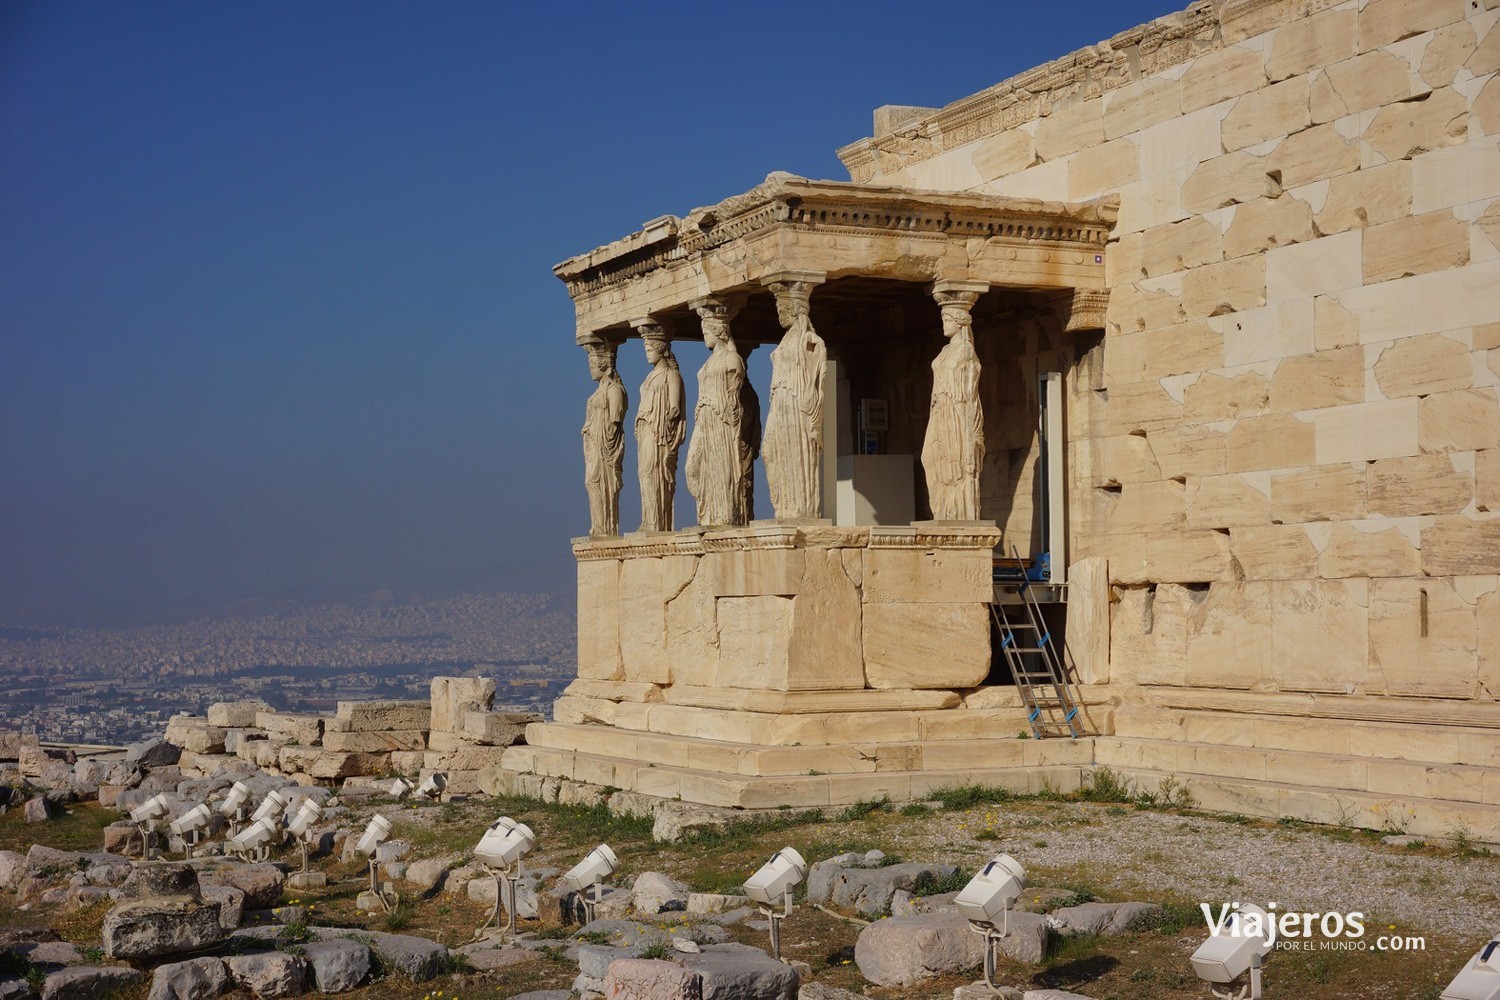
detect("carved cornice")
[1063,288,1111,333]
[867,524,1003,549]
[554,175,1114,303]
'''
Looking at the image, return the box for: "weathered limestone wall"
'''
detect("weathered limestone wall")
[574,524,998,694]
[837,0,1500,835]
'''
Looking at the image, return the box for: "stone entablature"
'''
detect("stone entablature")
[555,174,1113,336]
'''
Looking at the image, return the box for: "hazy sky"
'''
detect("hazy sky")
[1,1,1179,626]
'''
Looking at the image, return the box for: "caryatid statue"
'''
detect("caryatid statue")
[762,274,827,520]
[737,340,761,522]
[922,283,987,521]
[581,336,627,537]
[685,297,749,527]
[632,320,685,532]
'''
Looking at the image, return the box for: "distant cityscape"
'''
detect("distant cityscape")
[0,591,574,745]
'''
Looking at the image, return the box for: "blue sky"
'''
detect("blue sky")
[0,1,1180,626]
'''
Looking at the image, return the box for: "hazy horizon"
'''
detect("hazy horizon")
[2,0,1181,629]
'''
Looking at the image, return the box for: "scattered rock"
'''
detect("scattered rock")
[200,884,246,931]
[322,930,446,981]
[1381,834,1424,848]
[854,911,987,986]
[127,740,182,769]
[300,940,370,993]
[1049,901,1161,937]
[602,959,700,1000]
[574,918,667,948]
[1024,992,1095,1000]
[18,941,84,970]
[508,993,568,1000]
[201,864,284,910]
[686,893,749,915]
[797,984,865,1000]
[24,797,58,823]
[461,947,535,972]
[650,803,735,844]
[147,958,230,1000]
[119,862,201,902]
[0,978,29,1000]
[40,967,142,1000]
[404,855,458,894]
[679,942,798,1000]
[103,884,227,961]
[0,851,26,891]
[633,872,691,914]
[102,823,138,857]
[829,863,957,918]
[225,951,307,998]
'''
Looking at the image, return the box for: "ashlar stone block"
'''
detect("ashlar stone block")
[1180,255,1266,318]
[577,558,623,681]
[1266,8,1357,82]
[1364,87,1467,163]
[1363,210,1471,284]
[1313,398,1420,464]
[1318,522,1421,579]
[863,546,991,604]
[1270,346,1363,412]
[1184,581,1273,690]
[1368,577,1476,698]
[1186,473,1272,529]
[863,603,990,690]
[1367,453,1474,516]
[1271,579,1369,694]
[785,549,863,691]
[1184,369,1269,423]
[1373,332,1473,398]
[1140,216,1222,277]
[1312,49,1417,121]
[1269,123,1359,188]
[1312,160,1412,235]
[1181,45,1266,113]
[1068,139,1141,201]
[1222,77,1311,152]
[1223,195,1314,259]
[1104,77,1181,140]
[1226,412,1315,472]
[1421,516,1500,575]
[1357,0,1465,54]
[1478,448,1500,511]
[619,556,669,685]
[1230,524,1321,580]
[715,595,792,691]
[1035,100,1104,161]
[1271,464,1368,523]
[1421,19,1480,88]
[1182,151,1278,214]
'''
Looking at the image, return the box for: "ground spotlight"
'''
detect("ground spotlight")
[1190,903,1274,1000]
[955,853,1028,993]
[416,773,446,799]
[227,816,278,862]
[129,793,171,860]
[473,817,537,942]
[563,844,618,923]
[1443,934,1500,1000]
[355,814,396,913]
[169,803,212,859]
[217,781,253,835]
[744,847,806,963]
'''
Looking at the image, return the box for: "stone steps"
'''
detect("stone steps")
[521,721,1093,778]
[501,742,1090,809]
[1115,765,1500,843]
[1114,705,1500,768]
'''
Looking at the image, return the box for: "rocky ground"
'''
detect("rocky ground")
[1,746,1495,1000]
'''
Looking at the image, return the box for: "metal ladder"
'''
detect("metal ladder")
[991,549,1087,739]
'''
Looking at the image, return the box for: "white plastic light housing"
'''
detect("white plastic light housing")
[218,781,252,817]
[251,789,288,825]
[954,854,1028,926]
[356,814,393,857]
[1190,904,1275,985]
[744,847,807,906]
[1443,935,1500,1000]
[389,778,412,798]
[563,844,618,891]
[416,773,446,799]
[169,803,212,836]
[130,793,171,824]
[287,798,324,838]
[474,816,535,868]
[229,816,279,853]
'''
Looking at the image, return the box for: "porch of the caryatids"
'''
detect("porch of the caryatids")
[684,296,750,527]
[761,271,827,521]
[921,280,989,521]
[581,334,628,537]
[631,318,685,533]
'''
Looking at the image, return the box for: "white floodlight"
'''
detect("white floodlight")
[288,798,324,839]
[955,854,1029,993]
[251,788,288,825]
[356,814,393,857]
[1442,935,1500,1000]
[743,847,806,963]
[563,844,618,923]
[227,816,279,861]
[287,798,324,875]
[170,803,213,859]
[389,777,412,798]
[416,773,447,799]
[1190,904,1274,1000]
[353,814,396,913]
[473,817,537,942]
[130,793,170,824]
[129,793,172,860]
[219,781,252,818]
